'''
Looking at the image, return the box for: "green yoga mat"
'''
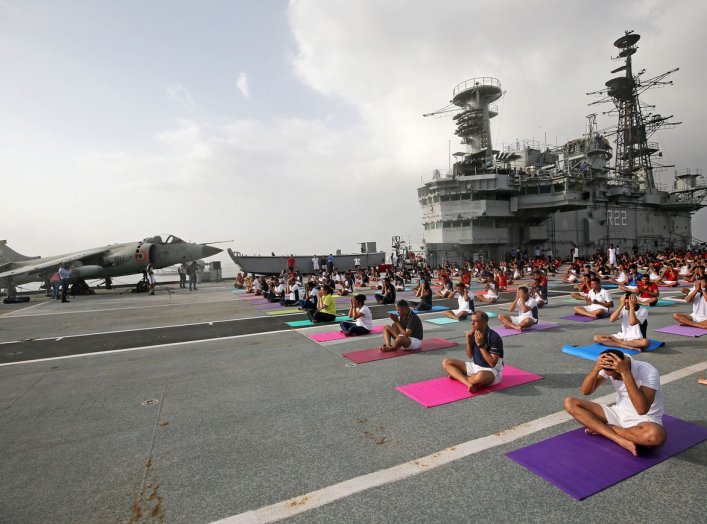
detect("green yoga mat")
[266,308,301,316]
[286,315,351,327]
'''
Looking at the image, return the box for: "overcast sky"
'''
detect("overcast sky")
[2,0,706,270]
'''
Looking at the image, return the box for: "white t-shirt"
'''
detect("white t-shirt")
[518,297,538,321]
[600,358,663,420]
[588,288,612,305]
[355,305,373,330]
[617,306,648,340]
[608,248,616,265]
[457,293,473,311]
[689,286,707,321]
[288,283,300,301]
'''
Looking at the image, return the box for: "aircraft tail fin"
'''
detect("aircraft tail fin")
[0,240,37,265]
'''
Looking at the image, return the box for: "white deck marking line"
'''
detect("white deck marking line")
[0,328,293,368]
[212,361,707,524]
[0,313,280,345]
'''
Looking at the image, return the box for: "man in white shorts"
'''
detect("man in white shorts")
[381,300,424,352]
[498,286,538,331]
[593,293,649,351]
[574,277,614,318]
[444,283,474,320]
[607,243,617,268]
[442,311,503,393]
[475,273,499,303]
[672,274,707,328]
[564,348,666,456]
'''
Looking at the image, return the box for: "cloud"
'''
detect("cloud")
[235,72,249,98]
[166,84,194,111]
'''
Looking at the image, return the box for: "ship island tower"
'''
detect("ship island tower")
[418,32,705,266]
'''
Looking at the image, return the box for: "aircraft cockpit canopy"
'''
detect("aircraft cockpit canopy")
[142,235,185,244]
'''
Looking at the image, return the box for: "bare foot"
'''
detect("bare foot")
[380,346,395,353]
[584,428,599,436]
[615,436,639,456]
[698,378,707,385]
[468,383,477,393]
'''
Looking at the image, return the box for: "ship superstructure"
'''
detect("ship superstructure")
[418,31,706,265]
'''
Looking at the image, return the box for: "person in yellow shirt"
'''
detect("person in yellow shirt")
[307,284,337,323]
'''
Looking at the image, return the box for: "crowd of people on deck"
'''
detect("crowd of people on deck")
[232,245,707,456]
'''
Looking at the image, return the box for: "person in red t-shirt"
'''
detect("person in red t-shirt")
[635,274,659,306]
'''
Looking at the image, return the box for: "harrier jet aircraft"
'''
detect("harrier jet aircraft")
[0,235,222,297]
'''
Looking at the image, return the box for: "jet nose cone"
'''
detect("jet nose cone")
[202,245,223,258]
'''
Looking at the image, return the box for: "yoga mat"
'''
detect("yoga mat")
[559,314,600,323]
[561,339,665,360]
[654,325,707,337]
[602,283,619,289]
[506,415,707,500]
[387,305,450,314]
[342,338,457,364]
[396,366,543,407]
[663,296,688,303]
[653,299,676,307]
[265,308,301,316]
[308,325,385,342]
[494,322,559,337]
[658,285,680,290]
[286,315,351,328]
[425,317,464,325]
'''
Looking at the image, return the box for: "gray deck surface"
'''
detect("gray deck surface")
[1,280,704,523]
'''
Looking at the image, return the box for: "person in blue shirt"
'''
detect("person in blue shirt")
[442,310,504,392]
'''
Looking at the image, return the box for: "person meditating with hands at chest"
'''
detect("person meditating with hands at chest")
[564,348,666,456]
[442,311,503,393]
[380,300,423,352]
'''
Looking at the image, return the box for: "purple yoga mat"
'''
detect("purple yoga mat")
[559,314,598,323]
[506,415,707,500]
[342,338,457,364]
[308,325,385,342]
[494,321,559,337]
[396,366,543,407]
[654,324,707,337]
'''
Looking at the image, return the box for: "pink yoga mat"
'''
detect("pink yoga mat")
[396,366,544,407]
[342,337,458,364]
[654,324,707,337]
[309,325,385,342]
[493,321,559,337]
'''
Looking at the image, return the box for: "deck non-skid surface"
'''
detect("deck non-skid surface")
[0,281,704,523]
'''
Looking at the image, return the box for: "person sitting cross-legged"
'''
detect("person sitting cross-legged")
[442,311,503,393]
[375,277,397,305]
[564,348,666,456]
[574,277,614,318]
[340,294,373,336]
[593,292,650,351]
[444,283,474,320]
[498,286,538,331]
[306,284,337,323]
[672,274,707,329]
[380,299,423,352]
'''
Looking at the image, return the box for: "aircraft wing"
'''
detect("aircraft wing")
[0,246,112,279]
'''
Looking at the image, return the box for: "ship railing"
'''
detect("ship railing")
[452,77,501,97]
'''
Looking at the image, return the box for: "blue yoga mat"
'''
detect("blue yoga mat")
[507,415,707,500]
[561,339,664,361]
